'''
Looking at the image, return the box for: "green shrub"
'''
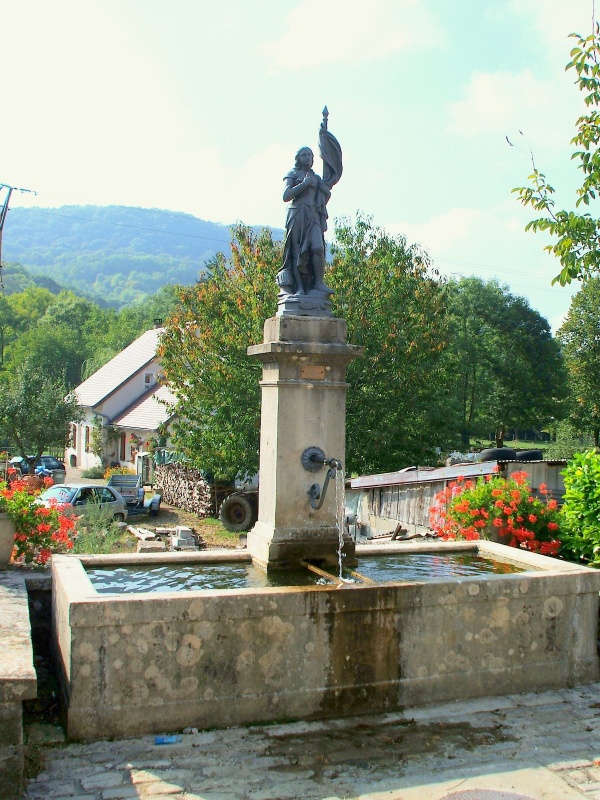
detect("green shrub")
[560,450,600,565]
[81,466,105,479]
[71,501,128,554]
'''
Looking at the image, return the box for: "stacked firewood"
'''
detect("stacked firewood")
[154,463,212,517]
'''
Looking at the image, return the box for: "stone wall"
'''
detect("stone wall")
[52,543,600,742]
[0,572,37,799]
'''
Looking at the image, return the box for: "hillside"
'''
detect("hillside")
[2,205,278,307]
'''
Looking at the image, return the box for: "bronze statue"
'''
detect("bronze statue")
[277,107,343,317]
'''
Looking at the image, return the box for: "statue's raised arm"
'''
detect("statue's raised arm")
[276,108,343,318]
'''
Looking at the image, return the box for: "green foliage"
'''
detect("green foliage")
[0,363,83,465]
[560,449,600,565]
[330,215,454,473]
[513,26,600,285]
[444,277,568,446]
[2,205,246,308]
[81,466,105,479]
[429,470,561,554]
[159,224,279,479]
[1,478,75,565]
[71,502,129,555]
[545,420,594,460]
[557,278,600,445]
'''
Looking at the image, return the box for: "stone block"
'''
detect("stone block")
[137,540,166,553]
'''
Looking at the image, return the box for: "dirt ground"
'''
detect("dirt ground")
[127,503,241,549]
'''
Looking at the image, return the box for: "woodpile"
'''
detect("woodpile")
[154,463,212,517]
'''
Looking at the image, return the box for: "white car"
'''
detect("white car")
[38,483,128,521]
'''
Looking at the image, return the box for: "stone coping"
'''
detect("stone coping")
[0,570,37,702]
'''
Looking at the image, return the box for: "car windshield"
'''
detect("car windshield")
[40,486,77,503]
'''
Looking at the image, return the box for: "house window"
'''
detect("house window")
[84,426,90,453]
[69,424,77,449]
[144,372,154,387]
[119,433,126,462]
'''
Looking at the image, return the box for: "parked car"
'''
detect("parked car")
[38,483,128,521]
[9,455,66,476]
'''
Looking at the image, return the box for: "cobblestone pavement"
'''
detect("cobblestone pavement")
[22,683,600,800]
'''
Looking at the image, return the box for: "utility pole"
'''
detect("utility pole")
[0,183,36,365]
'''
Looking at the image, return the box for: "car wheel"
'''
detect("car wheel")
[219,494,256,532]
[113,513,125,522]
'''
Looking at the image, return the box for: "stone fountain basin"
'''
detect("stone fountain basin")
[52,541,600,741]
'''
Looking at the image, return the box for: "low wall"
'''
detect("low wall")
[0,572,37,799]
[52,543,600,741]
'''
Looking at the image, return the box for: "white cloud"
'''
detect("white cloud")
[261,0,444,70]
[445,69,578,149]
[383,204,578,331]
[506,0,594,53]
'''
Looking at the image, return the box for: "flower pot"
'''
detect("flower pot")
[0,513,16,569]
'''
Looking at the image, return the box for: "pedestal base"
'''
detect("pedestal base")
[246,316,362,571]
[249,520,357,570]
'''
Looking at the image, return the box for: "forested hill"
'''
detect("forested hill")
[2,205,278,308]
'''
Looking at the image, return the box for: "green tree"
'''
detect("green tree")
[7,322,84,388]
[513,24,600,285]
[160,217,455,479]
[0,362,83,470]
[330,215,454,474]
[159,225,279,479]
[557,277,600,445]
[445,278,568,446]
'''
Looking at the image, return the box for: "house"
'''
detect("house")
[67,326,176,472]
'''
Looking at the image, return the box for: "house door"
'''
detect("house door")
[119,433,126,462]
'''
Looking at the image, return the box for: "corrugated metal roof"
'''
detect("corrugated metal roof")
[111,384,176,429]
[75,328,164,408]
[351,462,497,490]
[350,459,567,490]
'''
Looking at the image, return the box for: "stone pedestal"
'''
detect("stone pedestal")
[247,316,362,570]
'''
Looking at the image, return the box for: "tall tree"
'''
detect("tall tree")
[160,217,454,479]
[0,363,82,468]
[159,225,279,480]
[557,278,600,446]
[329,215,453,474]
[513,24,600,285]
[445,278,567,446]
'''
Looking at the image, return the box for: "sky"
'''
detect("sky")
[3,0,597,330]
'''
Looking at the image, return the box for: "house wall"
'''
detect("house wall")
[66,358,162,471]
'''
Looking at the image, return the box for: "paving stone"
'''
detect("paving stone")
[130,769,191,785]
[81,772,125,790]
[26,781,78,797]
[139,783,184,796]
[51,796,96,800]
[101,788,143,799]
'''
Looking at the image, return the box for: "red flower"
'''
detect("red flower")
[547,521,559,531]
[538,483,549,495]
[528,514,537,523]
[492,518,503,528]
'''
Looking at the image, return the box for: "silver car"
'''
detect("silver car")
[39,483,128,521]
